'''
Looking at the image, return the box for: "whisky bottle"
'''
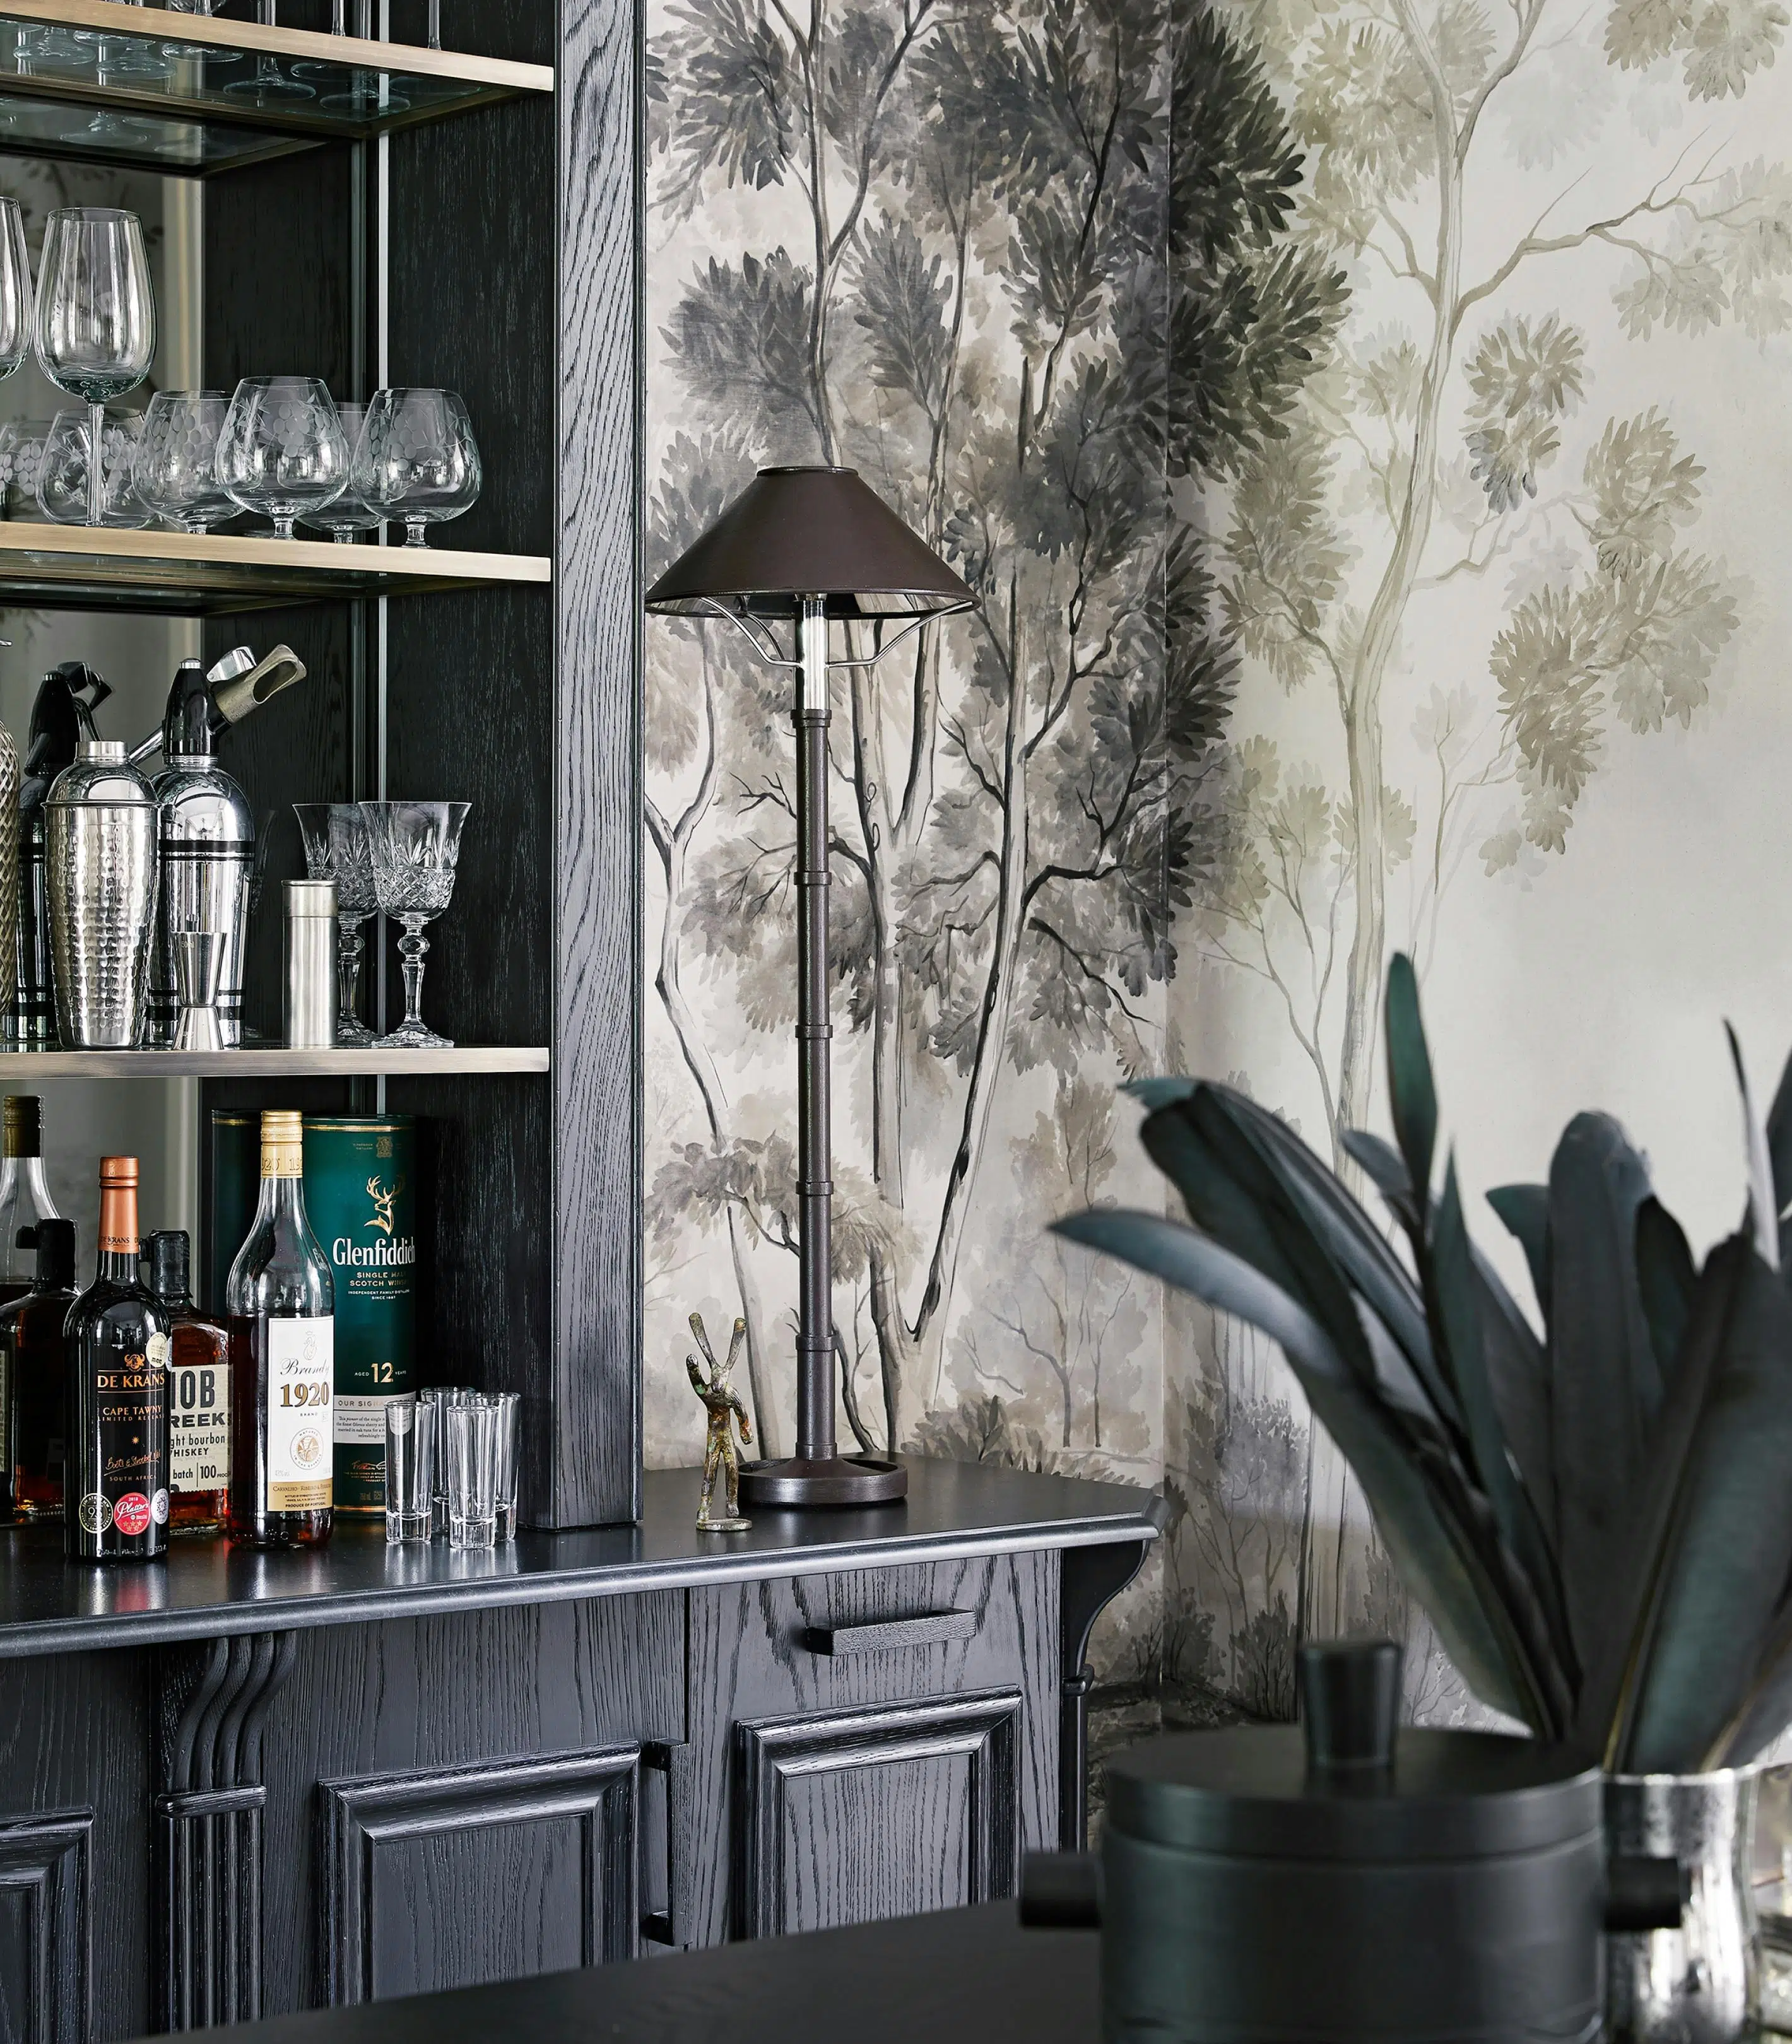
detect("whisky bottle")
[225,1110,334,1549]
[66,1158,170,1562]
[7,1217,77,1518]
[143,1230,228,1534]
[0,1096,61,1306]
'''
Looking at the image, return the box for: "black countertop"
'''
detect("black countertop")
[0,1457,1162,1657]
[135,1902,1098,2044]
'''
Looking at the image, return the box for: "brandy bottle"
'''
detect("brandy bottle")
[0,1095,62,1308]
[144,1230,229,1534]
[225,1110,334,1549]
[66,1158,170,1562]
[7,1218,78,1519]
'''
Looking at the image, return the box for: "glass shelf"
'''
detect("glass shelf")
[0,0,552,175]
[0,520,551,613]
[0,1045,550,1076]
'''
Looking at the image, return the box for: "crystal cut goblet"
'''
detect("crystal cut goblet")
[360,800,471,1050]
[293,802,378,1046]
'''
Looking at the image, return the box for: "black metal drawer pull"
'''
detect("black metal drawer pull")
[803,1610,979,1655]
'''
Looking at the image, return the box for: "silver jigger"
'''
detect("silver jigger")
[172,929,226,1054]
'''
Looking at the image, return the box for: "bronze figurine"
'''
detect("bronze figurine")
[687,1312,753,1532]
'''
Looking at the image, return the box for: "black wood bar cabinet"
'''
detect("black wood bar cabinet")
[0,4,1160,2035]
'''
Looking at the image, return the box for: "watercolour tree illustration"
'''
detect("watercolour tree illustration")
[1178,0,1785,1660]
[644,0,1336,1454]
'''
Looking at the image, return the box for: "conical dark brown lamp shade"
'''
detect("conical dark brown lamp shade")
[644,466,972,619]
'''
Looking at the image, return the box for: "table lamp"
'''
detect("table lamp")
[645,466,974,1507]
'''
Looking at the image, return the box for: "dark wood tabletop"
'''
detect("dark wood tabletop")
[0,1458,1161,1657]
[135,1904,1100,2044]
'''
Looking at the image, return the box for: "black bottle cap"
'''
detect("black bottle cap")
[162,661,214,762]
[24,661,107,778]
[142,1228,191,1303]
[1300,1638,1401,1775]
[32,1218,74,1292]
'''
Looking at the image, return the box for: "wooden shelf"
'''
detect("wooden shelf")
[0,0,552,175]
[0,520,551,613]
[0,1045,550,1076]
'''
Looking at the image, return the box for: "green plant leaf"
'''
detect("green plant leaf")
[1547,1112,1661,1677]
[1486,1184,1551,1316]
[1385,953,1437,1201]
[1053,1206,1540,1727]
[1618,1240,1792,1771]
[1472,1246,1557,1542]
[1765,1041,1792,1218]
[1635,1195,1697,1390]
[1707,1601,1792,1767]
[1340,1128,1422,1236]
[1124,1076,1199,1112]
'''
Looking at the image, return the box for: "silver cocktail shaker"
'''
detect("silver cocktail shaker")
[46,740,158,1048]
[285,879,336,1048]
[148,661,256,1047]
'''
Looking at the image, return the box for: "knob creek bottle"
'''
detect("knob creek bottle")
[66,1158,171,1561]
[225,1110,334,1548]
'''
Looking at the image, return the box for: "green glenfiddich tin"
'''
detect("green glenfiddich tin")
[209,1112,417,1515]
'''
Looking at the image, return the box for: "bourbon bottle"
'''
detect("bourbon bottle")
[66,1158,170,1562]
[143,1230,228,1534]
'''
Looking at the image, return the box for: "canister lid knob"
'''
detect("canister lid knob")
[1300,1638,1401,1777]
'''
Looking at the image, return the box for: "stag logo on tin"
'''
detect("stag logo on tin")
[333,1174,415,1269]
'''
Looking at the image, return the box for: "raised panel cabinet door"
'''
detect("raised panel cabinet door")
[733,1692,1022,1940]
[685,1551,1059,1946]
[0,1814,90,2044]
[319,1746,639,2006]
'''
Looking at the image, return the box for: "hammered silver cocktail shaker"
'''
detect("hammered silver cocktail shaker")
[46,740,158,1048]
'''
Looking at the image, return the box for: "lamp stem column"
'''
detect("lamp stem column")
[794,596,836,1465]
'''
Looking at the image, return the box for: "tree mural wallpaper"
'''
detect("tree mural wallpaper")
[646,0,1792,1720]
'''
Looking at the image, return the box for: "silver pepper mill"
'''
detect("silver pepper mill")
[285,879,336,1048]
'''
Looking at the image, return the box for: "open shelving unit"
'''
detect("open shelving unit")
[0,1043,550,1074]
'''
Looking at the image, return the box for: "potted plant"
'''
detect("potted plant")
[1058,956,1792,2042]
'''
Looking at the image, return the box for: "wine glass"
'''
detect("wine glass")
[299,400,382,541]
[35,408,151,527]
[0,420,51,519]
[293,802,378,1045]
[136,390,237,533]
[0,200,32,384]
[225,0,314,102]
[318,0,410,112]
[215,377,350,539]
[353,388,482,548]
[359,801,471,1050]
[33,209,156,528]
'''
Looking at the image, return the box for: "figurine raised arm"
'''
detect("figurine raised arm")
[687,1312,753,1532]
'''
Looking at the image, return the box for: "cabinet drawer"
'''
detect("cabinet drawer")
[681,1552,1059,1945]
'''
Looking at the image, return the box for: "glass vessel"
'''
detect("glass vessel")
[144,1230,229,1534]
[33,209,156,529]
[320,0,410,112]
[65,1157,170,1563]
[4,1217,76,1520]
[0,1096,61,1305]
[225,1110,334,1549]
[298,400,382,542]
[293,802,377,1045]
[0,200,31,385]
[360,800,471,1048]
[225,0,314,102]
[35,408,150,527]
[0,420,51,519]
[216,377,350,540]
[136,391,235,533]
[353,388,482,547]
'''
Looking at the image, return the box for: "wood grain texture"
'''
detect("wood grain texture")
[256,1592,681,2016]
[0,1652,152,2043]
[320,1747,638,2003]
[733,1691,1021,1939]
[683,1553,1059,1948]
[552,0,643,1526]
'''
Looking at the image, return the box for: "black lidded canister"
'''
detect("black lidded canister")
[1100,1641,1605,2044]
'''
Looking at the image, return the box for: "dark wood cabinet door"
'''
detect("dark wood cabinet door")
[685,1552,1059,1947]
[319,1747,640,2004]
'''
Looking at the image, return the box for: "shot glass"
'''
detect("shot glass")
[383,1394,434,1544]
[445,1398,500,1551]
[421,1384,474,1536]
[493,1391,520,1540]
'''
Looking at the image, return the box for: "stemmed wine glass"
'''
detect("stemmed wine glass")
[353,388,482,547]
[299,400,382,541]
[215,377,350,539]
[359,801,471,1050]
[225,0,314,103]
[293,804,379,1045]
[317,0,409,112]
[33,209,155,529]
[136,391,235,532]
[0,200,33,387]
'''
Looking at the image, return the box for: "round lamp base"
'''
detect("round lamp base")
[738,1455,909,1509]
